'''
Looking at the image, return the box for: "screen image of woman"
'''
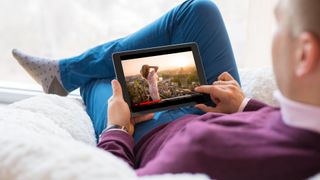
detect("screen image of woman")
[140,65,160,101]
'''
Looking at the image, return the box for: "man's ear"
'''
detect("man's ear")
[295,32,320,77]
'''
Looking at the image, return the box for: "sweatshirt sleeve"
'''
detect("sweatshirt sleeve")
[97,130,135,168]
[243,99,269,112]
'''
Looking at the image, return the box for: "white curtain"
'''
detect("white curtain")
[244,0,278,68]
[216,0,278,68]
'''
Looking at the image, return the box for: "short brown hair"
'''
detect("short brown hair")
[289,0,320,38]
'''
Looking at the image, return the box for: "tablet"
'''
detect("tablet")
[112,42,211,116]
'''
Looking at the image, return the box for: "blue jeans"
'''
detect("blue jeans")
[59,0,240,142]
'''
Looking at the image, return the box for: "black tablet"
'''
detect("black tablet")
[112,42,211,116]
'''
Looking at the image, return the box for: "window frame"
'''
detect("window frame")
[0,81,80,104]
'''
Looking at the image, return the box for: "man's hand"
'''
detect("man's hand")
[194,72,245,114]
[107,80,154,136]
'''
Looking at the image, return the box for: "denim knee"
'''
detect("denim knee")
[175,0,222,28]
[188,0,221,17]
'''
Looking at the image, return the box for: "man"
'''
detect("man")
[99,0,320,179]
[12,0,320,179]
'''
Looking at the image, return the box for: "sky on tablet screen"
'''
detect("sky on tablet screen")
[122,51,195,76]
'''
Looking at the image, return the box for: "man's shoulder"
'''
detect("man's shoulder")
[161,109,320,180]
[182,106,320,150]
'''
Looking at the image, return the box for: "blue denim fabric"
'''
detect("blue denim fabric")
[59,0,240,142]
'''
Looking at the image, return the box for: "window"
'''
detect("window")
[0,0,277,100]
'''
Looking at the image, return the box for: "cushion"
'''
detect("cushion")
[239,67,278,106]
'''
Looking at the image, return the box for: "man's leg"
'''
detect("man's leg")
[60,0,239,92]
[78,0,240,141]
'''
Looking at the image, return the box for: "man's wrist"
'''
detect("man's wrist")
[106,124,129,133]
[98,125,132,143]
[99,124,129,141]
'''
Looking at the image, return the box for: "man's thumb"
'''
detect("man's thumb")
[111,80,123,98]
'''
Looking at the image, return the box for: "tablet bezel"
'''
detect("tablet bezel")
[112,42,210,116]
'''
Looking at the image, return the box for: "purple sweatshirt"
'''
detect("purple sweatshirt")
[97,100,320,179]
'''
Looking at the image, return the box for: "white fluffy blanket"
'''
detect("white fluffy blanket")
[0,68,318,180]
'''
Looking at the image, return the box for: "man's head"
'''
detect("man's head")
[272,0,320,106]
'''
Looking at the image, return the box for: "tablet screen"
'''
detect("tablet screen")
[121,50,203,108]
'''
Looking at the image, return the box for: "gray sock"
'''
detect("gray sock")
[12,49,68,96]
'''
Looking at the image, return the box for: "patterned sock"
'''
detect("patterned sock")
[12,49,68,96]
